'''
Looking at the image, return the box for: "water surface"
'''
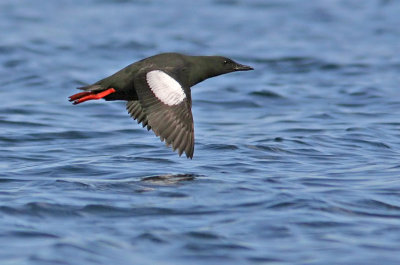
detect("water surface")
[1,0,400,264]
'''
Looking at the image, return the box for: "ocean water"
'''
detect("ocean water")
[1,0,400,264]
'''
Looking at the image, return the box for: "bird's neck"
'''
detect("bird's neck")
[187,56,221,87]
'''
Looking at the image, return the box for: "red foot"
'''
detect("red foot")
[69,88,116,105]
[68,91,92,101]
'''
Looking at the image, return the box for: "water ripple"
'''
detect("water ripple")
[2,0,400,264]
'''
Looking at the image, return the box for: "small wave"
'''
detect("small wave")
[0,203,80,217]
[8,230,59,239]
[0,119,47,128]
[203,144,239,151]
[246,144,291,153]
[196,99,261,108]
[343,138,391,149]
[249,89,284,98]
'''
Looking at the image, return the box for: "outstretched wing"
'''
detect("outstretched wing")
[131,70,194,158]
[126,101,151,131]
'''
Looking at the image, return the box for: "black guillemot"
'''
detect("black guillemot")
[69,52,253,159]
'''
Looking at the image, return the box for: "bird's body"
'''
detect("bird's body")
[69,53,253,158]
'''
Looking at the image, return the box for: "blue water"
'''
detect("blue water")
[1,0,400,264]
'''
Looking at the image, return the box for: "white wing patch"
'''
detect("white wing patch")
[146,70,186,106]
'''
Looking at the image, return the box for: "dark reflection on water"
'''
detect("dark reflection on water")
[1,0,400,264]
[141,174,197,185]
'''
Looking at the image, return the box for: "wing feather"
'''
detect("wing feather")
[132,70,195,158]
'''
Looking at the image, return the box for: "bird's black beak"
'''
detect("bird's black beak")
[234,63,254,71]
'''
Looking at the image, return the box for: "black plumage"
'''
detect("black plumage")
[69,53,253,158]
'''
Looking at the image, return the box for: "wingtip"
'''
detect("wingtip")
[178,149,184,157]
[185,151,193,159]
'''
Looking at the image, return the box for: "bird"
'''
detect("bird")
[69,52,253,159]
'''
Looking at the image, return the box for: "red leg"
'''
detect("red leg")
[68,91,93,101]
[69,88,116,105]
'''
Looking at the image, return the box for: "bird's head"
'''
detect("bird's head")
[212,56,254,75]
[187,55,253,86]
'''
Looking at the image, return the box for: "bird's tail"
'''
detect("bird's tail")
[77,84,104,92]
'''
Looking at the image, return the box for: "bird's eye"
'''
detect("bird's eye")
[223,60,228,65]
